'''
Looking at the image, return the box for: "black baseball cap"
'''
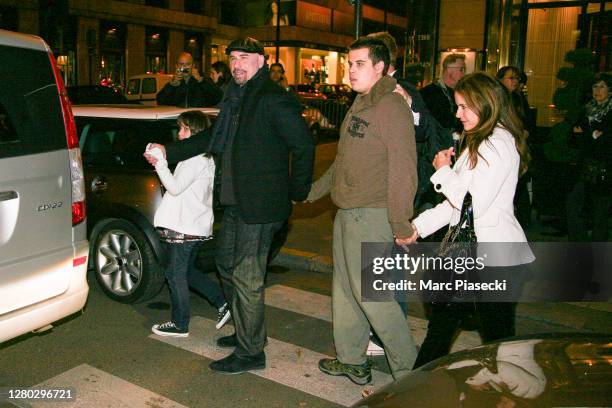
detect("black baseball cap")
[226,37,265,56]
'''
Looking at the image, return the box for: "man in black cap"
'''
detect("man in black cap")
[145,37,315,374]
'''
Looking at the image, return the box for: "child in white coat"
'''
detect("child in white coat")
[150,111,230,337]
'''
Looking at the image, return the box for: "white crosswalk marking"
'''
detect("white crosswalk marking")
[10,364,187,408]
[152,316,392,407]
[264,284,481,352]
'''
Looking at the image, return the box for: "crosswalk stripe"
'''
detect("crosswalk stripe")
[10,364,187,408]
[151,316,392,407]
[264,284,481,353]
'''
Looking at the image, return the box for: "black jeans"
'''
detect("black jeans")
[413,301,517,369]
[165,241,226,331]
[566,179,611,242]
[215,206,284,358]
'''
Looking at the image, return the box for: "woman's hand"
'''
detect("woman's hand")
[433,147,455,170]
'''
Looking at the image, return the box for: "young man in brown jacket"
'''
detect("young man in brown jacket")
[306,37,418,385]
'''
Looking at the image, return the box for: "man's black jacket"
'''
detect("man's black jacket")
[157,77,223,107]
[165,67,315,224]
[420,81,463,133]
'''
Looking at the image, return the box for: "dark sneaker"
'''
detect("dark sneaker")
[151,321,188,337]
[209,352,265,374]
[216,334,237,348]
[318,358,372,385]
[216,303,231,330]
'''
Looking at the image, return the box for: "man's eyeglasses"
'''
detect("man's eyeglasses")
[447,66,466,73]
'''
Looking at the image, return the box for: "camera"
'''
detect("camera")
[177,67,190,74]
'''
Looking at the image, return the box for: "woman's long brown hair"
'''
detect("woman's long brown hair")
[454,73,530,175]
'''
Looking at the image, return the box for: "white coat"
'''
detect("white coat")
[412,126,535,266]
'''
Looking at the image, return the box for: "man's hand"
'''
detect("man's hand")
[192,67,202,82]
[170,73,182,86]
[395,228,419,246]
[393,84,412,109]
[144,143,166,166]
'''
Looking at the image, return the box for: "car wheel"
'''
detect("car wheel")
[93,219,165,303]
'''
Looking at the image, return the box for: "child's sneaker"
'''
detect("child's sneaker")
[216,303,231,329]
[151,321,188,337]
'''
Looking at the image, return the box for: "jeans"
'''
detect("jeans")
[215,206,284,358]
[165,241,226,331]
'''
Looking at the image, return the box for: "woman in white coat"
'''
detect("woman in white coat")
[409,73,534,368]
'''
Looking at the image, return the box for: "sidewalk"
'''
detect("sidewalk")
[272,206,612,334]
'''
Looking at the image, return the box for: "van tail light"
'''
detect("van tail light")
[47,49,86,226]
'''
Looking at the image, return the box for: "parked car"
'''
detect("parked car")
[289,83,325,99]
[316,83,354,102]
[0,29,89,343]
[67,85,131,105]
[72,105,288,303]
[125,73,172,105]
[353,334,612,408]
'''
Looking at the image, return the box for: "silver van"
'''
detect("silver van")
[0,29,89,343]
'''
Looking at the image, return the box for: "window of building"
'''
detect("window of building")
[185,0,203,14]
[99,21,126,88]
[145,27,168,73]
[185,33,204,69]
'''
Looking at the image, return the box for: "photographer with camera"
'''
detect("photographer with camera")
[157,52,223,108]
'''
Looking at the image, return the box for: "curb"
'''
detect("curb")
[271,247,333,274]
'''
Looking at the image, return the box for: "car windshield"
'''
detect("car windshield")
[76,117,178,169]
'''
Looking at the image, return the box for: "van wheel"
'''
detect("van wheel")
[93,220,165,303]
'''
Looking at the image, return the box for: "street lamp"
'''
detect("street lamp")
[347,0,362,39]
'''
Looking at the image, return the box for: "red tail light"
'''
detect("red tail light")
[47,50,86,226]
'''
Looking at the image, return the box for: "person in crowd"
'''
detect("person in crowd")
[364,31,452,357]
[269,62,289,90]
[421,53,466,133]
[307,37,418,385]
[566,72,612,242]
[408,73,535,368]
[210,61,231,97]
[157,52,223,107]
[149,111,230,337]
[497,66,533,227]
[145,37,315,374]
[368,32,453,212]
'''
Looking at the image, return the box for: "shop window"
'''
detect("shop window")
[185,33,203,69]
[145,27,168,73]
[99,21,126,88]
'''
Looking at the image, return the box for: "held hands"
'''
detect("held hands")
[433,147,455,170]
[143,143,166,166]
[394,224,419,247]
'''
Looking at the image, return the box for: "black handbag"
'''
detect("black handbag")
[424,192,479,303]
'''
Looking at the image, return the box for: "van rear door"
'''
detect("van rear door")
[0,37,74,315]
